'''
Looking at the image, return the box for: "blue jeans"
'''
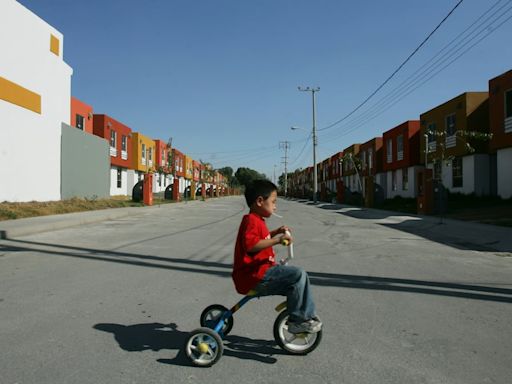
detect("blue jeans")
[254,265,316,323]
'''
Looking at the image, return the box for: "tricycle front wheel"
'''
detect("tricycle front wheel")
[200,304,234,336]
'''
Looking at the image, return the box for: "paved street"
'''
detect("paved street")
[1,197,511,384]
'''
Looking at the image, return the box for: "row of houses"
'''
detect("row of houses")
[288,69,512,206]
[72,97,227,199]
[0,0,227,203]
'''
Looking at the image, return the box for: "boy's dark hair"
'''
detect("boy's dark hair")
[244,179,278,207]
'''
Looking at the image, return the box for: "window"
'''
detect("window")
[148,148,153,162]
[121,135,127,152]
[397,135,404,161]
[505,89,512,118]
[386,139,392,163]
[76,114,84,130]
[368,148,373,170]
[110,130,117,148]
[402,168,408,190]
[117,168,122,188]
[505,89,512,133]
[427,123,436,143]
[141,144,146,162]
[446,114,456,136]
[392,170,397,191]
[452,157,463,188]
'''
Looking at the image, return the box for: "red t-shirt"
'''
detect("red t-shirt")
[232,212,276,294]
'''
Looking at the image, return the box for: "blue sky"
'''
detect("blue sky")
[18,0,512,180]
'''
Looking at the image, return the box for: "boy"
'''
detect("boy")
[232,179,322,334]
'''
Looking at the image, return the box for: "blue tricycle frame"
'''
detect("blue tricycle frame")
[184,289,322,367]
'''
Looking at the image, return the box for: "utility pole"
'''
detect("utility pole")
[298,86,320,203]
[279,141,290,197]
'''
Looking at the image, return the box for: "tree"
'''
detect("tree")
[217,166,239,187]
[234,167,267,187]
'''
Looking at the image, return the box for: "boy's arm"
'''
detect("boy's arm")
[247,237,283,253]
[248,229,292,253]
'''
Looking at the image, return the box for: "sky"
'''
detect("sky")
[17,0,512,181]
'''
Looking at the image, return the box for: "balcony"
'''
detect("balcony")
[505,116,512,133]
[445,135,456,148]
[110,147,117,157]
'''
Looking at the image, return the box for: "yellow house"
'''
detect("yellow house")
[131,132,156,173]
[184,155,193,180]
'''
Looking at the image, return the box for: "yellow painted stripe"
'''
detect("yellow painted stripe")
[0,76,41,114]
[50,34,60,56]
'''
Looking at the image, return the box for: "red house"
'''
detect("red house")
[92,114,133,195]
[382,120,421,198]
[489,69,512,198]
[70,97,93,134]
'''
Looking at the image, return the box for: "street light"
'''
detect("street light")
[296,86,320,203]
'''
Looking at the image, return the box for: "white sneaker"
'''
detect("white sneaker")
[287,318,322,334]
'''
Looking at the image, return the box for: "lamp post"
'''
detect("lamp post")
[295,85,320,203]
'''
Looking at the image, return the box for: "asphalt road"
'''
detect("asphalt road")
[1,197,511,384]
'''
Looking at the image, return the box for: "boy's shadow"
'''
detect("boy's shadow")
[94,322,284,366]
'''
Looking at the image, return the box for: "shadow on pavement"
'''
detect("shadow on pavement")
[93,322,281,366]
[2,239,511,304]
[309,271,512,303]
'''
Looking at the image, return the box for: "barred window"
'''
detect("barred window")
[446,114,456,136]
[505,89,512,118]
[452,157,463,188]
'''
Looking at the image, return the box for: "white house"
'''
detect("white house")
[0,0,72,202]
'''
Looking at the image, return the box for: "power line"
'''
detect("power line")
[319,0,512,145]
[319,0,465,132]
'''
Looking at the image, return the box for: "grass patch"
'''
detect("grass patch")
[0,197,174,221]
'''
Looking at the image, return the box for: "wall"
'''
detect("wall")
[497,147,512,198]
[61,123,109,199]
[0,0,72,201]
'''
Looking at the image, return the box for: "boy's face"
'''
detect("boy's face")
[255,190,277,218]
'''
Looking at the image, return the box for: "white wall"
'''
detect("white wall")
[110,167,128,196]
[385,166,420,199]
[0,0,72,201]
[497,147,512,199]
[441,154,490,196]
[126,170,140,197]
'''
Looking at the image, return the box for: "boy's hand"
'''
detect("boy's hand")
[280,230,293,245]
[274,225,290,235]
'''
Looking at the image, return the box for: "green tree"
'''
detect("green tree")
[217,166,239,187]
[234,167,267,187]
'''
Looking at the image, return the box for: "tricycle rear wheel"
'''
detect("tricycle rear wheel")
[273,310,322,355]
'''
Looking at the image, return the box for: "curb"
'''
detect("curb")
[0,206,150,239]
